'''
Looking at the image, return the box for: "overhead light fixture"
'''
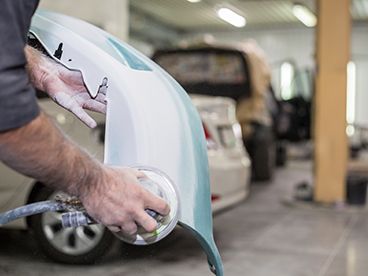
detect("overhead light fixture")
[216,7,246,28]
[187,0,201,3]
[292,3,317,27]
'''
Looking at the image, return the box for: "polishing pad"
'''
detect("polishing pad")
[113,166,180,245]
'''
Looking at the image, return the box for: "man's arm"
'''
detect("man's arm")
[0,113,169,234]
[0,112,100,196]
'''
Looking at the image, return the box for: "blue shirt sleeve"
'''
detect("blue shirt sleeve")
[0,0,40,131]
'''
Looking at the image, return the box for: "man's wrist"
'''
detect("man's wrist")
[64,147,105,200]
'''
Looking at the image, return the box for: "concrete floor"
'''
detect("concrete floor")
[1,160,368,276]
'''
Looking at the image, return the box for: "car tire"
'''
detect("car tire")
[253,139,275,181]
[245,123,275,181]
[28,185,115,264]
[276,141,287,167]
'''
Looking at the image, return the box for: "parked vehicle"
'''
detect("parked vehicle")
[272,65,313,144]
[272,62,367,161]
[153,43,279,180]
[0,92,250,263]
[349,124,368,158]
[191,95,251,212]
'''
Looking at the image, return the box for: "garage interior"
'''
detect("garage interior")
[1,0,368,275]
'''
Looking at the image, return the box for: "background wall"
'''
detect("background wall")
[186,27,315,68]
[351,25,368,126]
[39,0,129,41]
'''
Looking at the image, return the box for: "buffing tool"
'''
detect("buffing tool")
[114,167,179,245]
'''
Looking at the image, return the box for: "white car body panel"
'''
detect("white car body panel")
[191,95,251,212]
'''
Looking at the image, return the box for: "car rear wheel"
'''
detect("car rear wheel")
[276,141,288,167]
[245,123,275,181]
[29,185,115,264]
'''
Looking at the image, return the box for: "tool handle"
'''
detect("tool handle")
[61,211,93,228]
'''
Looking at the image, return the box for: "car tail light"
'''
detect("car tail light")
[211,194,221,202]
[203,122,217,150]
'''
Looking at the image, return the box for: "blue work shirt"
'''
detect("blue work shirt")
[0,0,40,131]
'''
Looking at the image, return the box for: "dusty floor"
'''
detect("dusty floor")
[1,160,368,276]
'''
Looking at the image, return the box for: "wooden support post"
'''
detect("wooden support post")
[314,0,351,203]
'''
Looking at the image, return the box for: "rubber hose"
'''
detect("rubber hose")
[0,200,63,226]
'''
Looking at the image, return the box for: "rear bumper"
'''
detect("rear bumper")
[212,189,248,213]
[208,150,251,212]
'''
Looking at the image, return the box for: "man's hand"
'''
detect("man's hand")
[25,46,106,128]
[81,167,170,234]
[41,65,106,129]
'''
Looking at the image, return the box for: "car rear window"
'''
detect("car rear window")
[156,52,245,84]
[153,49,251,100]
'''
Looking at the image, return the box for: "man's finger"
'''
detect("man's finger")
[84,100,106,114]
[143,191,170,216]
[135,210,158,233]
[54,93,97,128]
[120,221,138,236]
[130,168,146,179]
[69,103,97,128]
[107,226,121,233]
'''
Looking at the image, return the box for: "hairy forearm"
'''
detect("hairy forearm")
[0,112,102,197]
[25,45,56,91]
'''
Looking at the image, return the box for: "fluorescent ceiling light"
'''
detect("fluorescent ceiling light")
[187,0,201,3]
[292,3,317,27]
[217,7,246,28]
